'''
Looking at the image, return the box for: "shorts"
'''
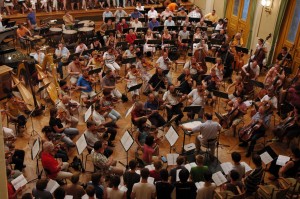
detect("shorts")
[81,91,96,99]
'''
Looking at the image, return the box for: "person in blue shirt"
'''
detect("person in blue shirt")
[76,70,98,106]
[130,9,144,19]
[148,18,160,31]
[144,93,166,127]
[27,8,37,30]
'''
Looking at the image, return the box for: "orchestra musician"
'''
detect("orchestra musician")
[31,46,45,65]
[144,30,156,55]
[178,26,190,48]
[155,51,172,83]
[105,32,117,48]
[16,24,32,49]
[101,69,122,99]
[87,51,103,71]
[76,69,98,106]
[101,89,121,122]
[90,38,102,50]
[56,95,79,128]
[216,44,234,79]
[100,18,115,42]
[176,68,193,94]
[161,29,172,52]
[252,38,268,68]
[187,83,207,119]
[62,10,75,29]
[55,43,70,79]
[162,84,185,125]
[68,56,84,87]
[241,60,260,81]
[226,76,245,107]
[130,17,142,32]
[92,103,119,129]
[126,29,137,45]
[58,80,73,100]
[125,65,141,101]
[264,63,285,90]
[131,101,153,129]
[116,18,129,38]
[204,9,219,25]
[239,106,271,157]
[146,68,168,96]
[211,57,224,81]
[231,32,244,47]
[276,46,293,66]
[122,44,137,69]
[202,68,220,106]
[75,41,88,54]
[135,56,152,83]
[103,47,121,77]
[144,93,166,127]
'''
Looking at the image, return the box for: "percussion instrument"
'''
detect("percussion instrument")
[78,20,95,27]
[50,27,62,35]
[78,27,94,33]
[63,29,78,43]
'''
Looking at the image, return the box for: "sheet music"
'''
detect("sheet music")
[45,179,60,193]
[145,164,155,171]
[220,162,233,175]
[81,194,89,199]
[212,171,227,186]
[84,106,92,122]
[76,134,87,155]
[11,174,27,190]
[119,185,128,192]
[125,104,135,118]
[276,155,290,166]
[165,126,179,146]
[260,151,273,165]
[167,153,179,165]
[195,181,205,189]
[241,161,253,173]
[65,195,73,199]
[184,162,197,172]
[31,138,40,160]
[147,177,155,184]
[120,131,134,152]
[182,121,202,130]
[135,170,141,175]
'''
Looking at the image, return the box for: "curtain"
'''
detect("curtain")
[267,0,289,64]
[223,0,228,17]
[246,0,257,48]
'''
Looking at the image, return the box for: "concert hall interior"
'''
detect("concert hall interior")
[0,0,300,198]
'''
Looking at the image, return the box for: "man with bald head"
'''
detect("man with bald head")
[57,95,79,128]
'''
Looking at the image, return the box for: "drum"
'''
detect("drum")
[78,27,94,33]
[63,29,78,43]
[78,20,95,27]
[78,27,94,41]
[50,27,62,35]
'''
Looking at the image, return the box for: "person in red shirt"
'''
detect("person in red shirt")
[116,18,129,38]
[126,29,137,44]
[7,169,22,199]
[149,160,163,182]
[41,141,73,180]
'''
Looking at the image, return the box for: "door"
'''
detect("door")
[275,0,300,73]
[225,0,252,45]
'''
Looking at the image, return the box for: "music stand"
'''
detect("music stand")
[204,20,213,27]
[81,49,95,56]
[194,38,201,43]
[133,39,145,45]
[76,134,88,172]
[105,17,115,23]
[183,106,202,113]
[127,83,143,93]
[163,40,176,46]
[88,68,102,75]
[189,17,200,23]
[213,29,221,34]
[122,57,136,64]
[139,17,146,23]
[165,125,179,152]
[163,70,169,75]
[147,39,161,45]
[200,26,208,31]
[68,52,81,62]
[84,105,93,122]
[28,138,42,183]
[205,56,216,68]
[153,26,164,32]
[177,16,186,22]
[213,90,229,112]
[136,27,148,34]
[235,46,249,54]
[182,39,191,44]
[105,29,116,36]
[123,27,135,34]
[116,41,128,50]
[120,16,131,22]
[179,26,192,31]
[250,80,264,88]
[120,130,134,168]
[166,26,178,31]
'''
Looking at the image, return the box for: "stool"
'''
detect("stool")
[174,60,185,71]
[202,138,216,163]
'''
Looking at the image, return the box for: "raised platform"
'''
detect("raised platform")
[3,2,193,25]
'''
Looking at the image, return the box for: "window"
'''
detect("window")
[242,0,250,20]
[233,0,240,16]
[287,0,300,42]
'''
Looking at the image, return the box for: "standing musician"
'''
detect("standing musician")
[56,95,79,128]
[241,60,260,81]
[253,38,268,68]
[162,84,185,125]
[55,43,70,79]
[187,83,207,119]
[176,68,193,95]
[76,70,98,106]
[212,57,224,81]
[239,106,271,157]
[155,52,172,83]
[276,47,293,66]
[67,56,85,87]
[101,70,122,99]
[217,44,234,79]
[144,93,166,127]
[103,47,121,77]
[125,65,141,101]
[202,68,220,106]
[147,68,168,96]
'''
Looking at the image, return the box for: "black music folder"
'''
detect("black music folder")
[133,39,145,45]
[128,83,143,92]
[122,57,136,64]
[104,17,115,23]
[183,106,202,113]
[250,80,264,88]
[235,46,249,54]
[213,90,229,99]
[204,20,213,27]
[88,68,102,75]
[153,26,164,32]
[205,56,216,64]
[105,29,116,35]
[136,27,148,33]
[189,17,200,23]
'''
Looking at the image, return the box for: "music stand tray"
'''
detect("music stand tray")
[182,39,191,43]
[105,17,115,23]
[283,67,292,75]
[128,83,143,92]
[189,17,200,23]
[250,80,264,88]
[205,56,216,64]
[163,70,170,75]
[105,29,116,36]
[147,39,161,45]
[136,27,148,33]
[177,16,186,21]
[133,39,145,45]
[36,82,51,94]
[200,26,208,31]
[123,27,135,34]
[163,40,176,45]
[120,16,131,22]
[153,26,164,32]
[167,26,179,31]
[235,46,249,54]
[213,90,229,99]
[183,106,202,113]
[81,49,95,56]
[88,68,102,75]
[122,57,136,64]
[204,20,213,27]
[68,52,81,62]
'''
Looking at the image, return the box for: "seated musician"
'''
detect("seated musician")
[239,106,271,157]
[194,39,209,56]
[75,41,88,54]
[161,29,172,52]
[176,68,193,95]
[68,56,84,87]
[130,9,144,19]
[144,93,166,128]
[204,9,219,25]
[211,57,224,81]
[130,17,142,31]
[103,7,113,21]
[215,19,225,30]
[125,65,141,101]
[55,43,70,79]
[202,68,220,106]
[76,69,98,106]
[195,19,208,28]
[231,32,244,47]
[5,94,27,136]
[285,82,300,109]
[167,1,178,12]
[116,18,129,38]
[101,70,122,99]
[99,18,115,42]
[164,16,175,27]
[226,76,245,107]
[148,18,160,31]
[56,95,79,128]
[114,7,128,23]
[144,30,156,55]
[103,47,121,76]
[162,84,185,125]
[123,45,137,69]
[258,87,278,111]
[241,60,260,80]
[58,80,72,100]
[276,46,293,65]
[87,51,103,70]
[62,11,75,29]
[31,46,45,66]
[181,17,191,27]
[160,7,174,21]
[126,29,137,45]
[92,104,119,128]
[131,102,150,129]
[156,51,172,83]
[147,68,167,96]
[188,7,202,19]
[16,24,32,49]
[101,89,121,122]
[187,83,207,119]
[90,38,102,50]
[105,33,117,48]
[213,29,227,44]
[136,56,152,83]
[148,6,159,20]
[178,26,190,48]
[264,63,285,89]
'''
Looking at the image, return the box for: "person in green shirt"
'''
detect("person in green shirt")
[190,155,208,182]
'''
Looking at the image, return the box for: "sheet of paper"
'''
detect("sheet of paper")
[81,194,89,199]
[45,179,60,194]
[145,164,155,171]
[260,151,273,165]
[241,162,253,173]
[11,174,27,190]
[182,121,202,130]
[165,126,179,146]
[31,138,40,160]
[135,170,141,175]
[276,155,290,166]
[65,195,73,199]
[212,171,227,186]
[167,153,179,166]
[84,106,92,122]
[147,177,155,184]
[190,162,197,167]
[184,162,197,172]
[125,104,135,118]
[220,162,233,175]
[176,169,182,182]
[120,131,134,152]
[119,185,128,192]
[76,134,87,155]
[195,181,205,189]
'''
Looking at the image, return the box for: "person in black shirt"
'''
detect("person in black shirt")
[90,38,102,50]
[123,160,141,199]
[156,169,174,199]
[276,46,293,66]
[147,68,167,95]
[174,169,197,199]
[202,69,220,106]
[176,68,193,94]
[169,156,187,184]
[49,108,77,147]
[144,93,166,127]
[217,44,234,79]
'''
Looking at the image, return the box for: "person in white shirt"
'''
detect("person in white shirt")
[131,168,156,199]
[114,7,128,23]
[163,16,175,27]
[106,175,126,199]
[196,171,216,199]
[160,7,174,21]
[103,47,121,76]
[32,46,45,65]
[188,7,202,19]
[0,15,4,30]
[136,2,144,11]
[147,6,158,19]
[260,88,278,110]
[130,17,142,31]
[215,19,224,30]
[241,60,260,80]
[155,52,172,83]
[103,7,113,21]
[187,83,207,119]
[75,42,88,54]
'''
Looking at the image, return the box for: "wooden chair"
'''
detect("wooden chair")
[214,190,246,199]
[256,184,289,199]
[278,177,300,198]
